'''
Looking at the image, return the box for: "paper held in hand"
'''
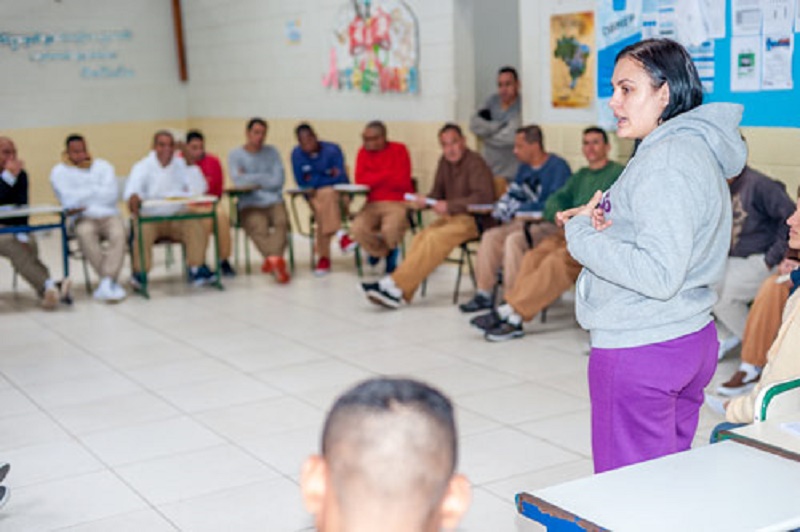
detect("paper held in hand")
[404,193,436,206]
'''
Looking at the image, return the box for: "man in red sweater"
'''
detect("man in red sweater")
[349,121,413,273]
[184,130,235,276]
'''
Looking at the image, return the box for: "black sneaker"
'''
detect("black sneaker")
[459,293,492,313]
[130,272,146,292]
[220,259,237,277]
[0,462,9,484]
[0,485,8,511]
[362,282,401,309]
[189,265,217,286]
[484,320,524,342]
[470,310,502,331]
[57,279,73,306]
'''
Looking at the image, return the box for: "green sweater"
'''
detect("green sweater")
[543,161,625,222]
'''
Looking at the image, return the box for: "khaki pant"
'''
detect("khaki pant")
[240,202,288,258]
[310,186,347,258]
[506,231,582,321]
[741,273,791,368]
[191,204,232,260]
[132,219,208,273]
[475,219,558,294]
[0,232,49,295]
[74,216,126,280]
[350,201,408,258]
[392,214,478,302]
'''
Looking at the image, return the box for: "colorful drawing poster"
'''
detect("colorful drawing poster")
[322,0,419,94]
[550,12,595,108]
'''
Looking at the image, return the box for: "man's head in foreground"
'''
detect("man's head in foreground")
[301,378,471,532]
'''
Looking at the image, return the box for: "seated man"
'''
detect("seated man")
[459,125,571,313]
[291,123,354,276]
[717,248,799,396]
[301,377,471,532]
[124,130,215,288]
[469,66,522,181]
[0,136,71,309]
[712,192,800,431]
[362,123,494,309]
[50,134,126,302]
[183,129,236,277]
[715,164,795,358]
[349,121,413,274]
[470,127,624,341]
[228,118,291,283]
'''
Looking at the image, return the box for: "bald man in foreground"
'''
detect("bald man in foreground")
[301,377,471,532]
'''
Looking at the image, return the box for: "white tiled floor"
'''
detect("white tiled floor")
[0,231,737,531]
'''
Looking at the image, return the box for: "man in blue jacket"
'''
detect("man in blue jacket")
[291,123,355,275]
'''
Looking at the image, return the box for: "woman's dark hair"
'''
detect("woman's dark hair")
[615,38,703,123]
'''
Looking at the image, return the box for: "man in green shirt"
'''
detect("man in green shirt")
[469,126,624,341]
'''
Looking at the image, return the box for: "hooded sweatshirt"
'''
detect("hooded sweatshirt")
[565,103,747,349]
[50,157,119,218]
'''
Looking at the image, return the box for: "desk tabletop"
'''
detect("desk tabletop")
[515,210,544,221]
[332,183,369,193]
[724,415,800,462]
[0,204,64,218]
[467,204,494,214]
[519,441,800,531]
[141,195,218,208]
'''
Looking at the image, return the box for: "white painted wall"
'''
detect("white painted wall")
[182,0,457,122]
[0,0,186,129]
[471,0,520,109]
[519,0,597,124]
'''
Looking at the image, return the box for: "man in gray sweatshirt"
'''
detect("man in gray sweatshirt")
[228,118,290,283]
[469,66,522,180]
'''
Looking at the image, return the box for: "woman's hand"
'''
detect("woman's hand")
[556,190,611,232]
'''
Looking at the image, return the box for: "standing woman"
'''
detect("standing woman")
[560,39,747,473]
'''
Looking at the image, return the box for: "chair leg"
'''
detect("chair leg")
[354,246,363,277]
[453,246,466,304]
[288,231,295,273]
[309,216,315,271]
[244,233,251,274]
[81,257,92,293]
[541,307,548,323]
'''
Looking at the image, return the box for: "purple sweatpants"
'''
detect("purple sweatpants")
[588,321,718,473]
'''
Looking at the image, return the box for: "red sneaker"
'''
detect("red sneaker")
[314,256,331,276]
[261,258,273,274]
[267,256,290,284]
[339,233,358,253]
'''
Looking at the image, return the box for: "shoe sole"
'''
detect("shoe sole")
[716,382,757,397]
[313,269,330,277]
[365,290,401,309]
[460,304,492,314]
[42,288,59,310]
[0,463,9,483]
[484,330,525,342]
[0,485,8,511]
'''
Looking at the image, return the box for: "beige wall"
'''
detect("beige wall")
[6,119,799,210]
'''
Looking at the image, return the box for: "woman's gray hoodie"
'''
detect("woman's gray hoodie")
[565,103,747,349]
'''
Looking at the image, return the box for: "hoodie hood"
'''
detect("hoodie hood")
[639,103,746,179]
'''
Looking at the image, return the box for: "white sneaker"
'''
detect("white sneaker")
[108,281,127,302]
[718,336,741,360]
[93,278,113,301]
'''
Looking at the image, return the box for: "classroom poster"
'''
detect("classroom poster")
[321,0,419,94]
[596,0,642,129]
[550,12,595,108]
